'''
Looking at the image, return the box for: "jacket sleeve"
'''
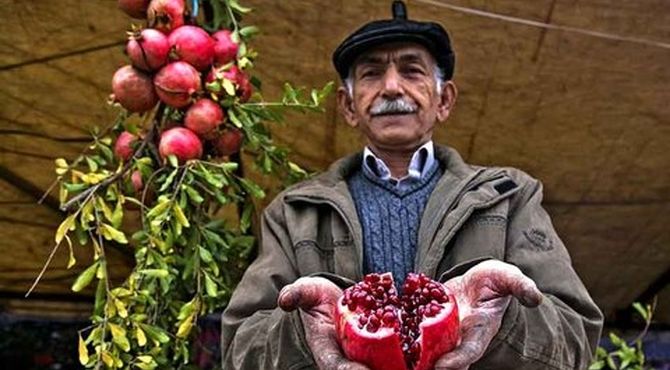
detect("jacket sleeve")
[220,198,316,370]
[475,172,604,370]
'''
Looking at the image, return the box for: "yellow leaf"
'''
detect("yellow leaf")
[101,351,114,368]
[101,224,128,244]
[78,333,89,365]
[136,327,147,347]
[55,214,76,244]
[55,158,68,168]
[222,78,236,96]
[114,298,128,318]
[172,204,190,227]
[176,313,195,338]
[137,355,152,364]
[97,197,114,222]
[66,235,76,268]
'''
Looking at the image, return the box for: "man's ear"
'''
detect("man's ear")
[436,80,458,122]
[337,86,358,128]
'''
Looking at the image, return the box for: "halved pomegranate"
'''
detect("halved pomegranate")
[335,273,460,370]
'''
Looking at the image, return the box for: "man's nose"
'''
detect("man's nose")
[381,67,403,98]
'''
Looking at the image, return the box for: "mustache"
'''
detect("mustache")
[370,98,417,116]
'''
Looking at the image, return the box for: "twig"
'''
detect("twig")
[25,190,96,297]
[60,112,162,212]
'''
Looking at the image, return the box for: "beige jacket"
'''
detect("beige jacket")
[221,145,604,370]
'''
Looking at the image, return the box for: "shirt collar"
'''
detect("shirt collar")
[363,141,435,183]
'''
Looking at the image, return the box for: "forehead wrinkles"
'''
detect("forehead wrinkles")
[354,46,434,70]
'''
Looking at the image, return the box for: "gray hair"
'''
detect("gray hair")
[344,65,445,97]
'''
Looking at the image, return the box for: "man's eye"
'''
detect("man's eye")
[360,70,381,78]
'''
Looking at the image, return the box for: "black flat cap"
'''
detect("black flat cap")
[332,1,455,81]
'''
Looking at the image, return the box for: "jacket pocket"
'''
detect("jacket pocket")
[293,240,334,274]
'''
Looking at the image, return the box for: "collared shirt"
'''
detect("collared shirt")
[362,140,436,190]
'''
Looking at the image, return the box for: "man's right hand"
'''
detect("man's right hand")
[278,277,370,370]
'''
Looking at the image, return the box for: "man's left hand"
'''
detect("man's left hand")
[435,260,543,370]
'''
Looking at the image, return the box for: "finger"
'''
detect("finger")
[308,332,369,370]
[469,261,543,307]
[435,313,492,369]
[277,277,341,312]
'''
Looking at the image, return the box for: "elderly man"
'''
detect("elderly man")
[221,2,603,369]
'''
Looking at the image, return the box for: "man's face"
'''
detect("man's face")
[337,42,456,152]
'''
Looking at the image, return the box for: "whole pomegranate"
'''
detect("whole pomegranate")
[206,65,253,102]
[111,65,158,113]
[212,30,239,66]
[118,0,150,19]
[159,127,203,163]
[212,127,243,156]
[114,131,139,161]
[335,273,459,370]
[126,28,170,72]
[153,61,201,108]
[184,99,225,137]
[147,0,185,34]
[168,25,215,71]
[131,170,144,193]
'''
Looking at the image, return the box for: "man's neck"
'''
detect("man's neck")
[367,142,426,179]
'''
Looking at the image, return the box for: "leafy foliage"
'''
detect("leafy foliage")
[589,302,656,370]
[31,1,332,368]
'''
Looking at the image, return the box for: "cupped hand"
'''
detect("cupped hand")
[278,277,370,370]
[435,260,543,370]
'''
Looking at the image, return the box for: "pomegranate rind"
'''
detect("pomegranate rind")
[111,66,158,113]
[154,61,201,108]
[158,127,203,163]
[334,298,407,370]
[414,293,460,370]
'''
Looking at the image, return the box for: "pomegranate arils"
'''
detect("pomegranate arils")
[335,272,460,370]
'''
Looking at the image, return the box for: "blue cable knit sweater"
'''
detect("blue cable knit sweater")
[347,162,443,284]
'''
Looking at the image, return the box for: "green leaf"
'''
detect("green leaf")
[85,156,98,172]
[78,333,89,365]
[168,154,179,168]
[63,182,88,193]
[588,360,604,370]
[229,0,252,14]
[138,323,170,344]
[147,199,171,219]
[159,168,179,192]
[206,80,221,92]
[239,26,259,38]
[184,185,204,204]
[632,302,649,322]
[71,262,98,292]
[55,214,76,244]
[138,269,169,278]
[93,278,106,317]
[239,178,265,198]
[227,107,243,128]
[240,203,253,233]
[111,198,123,228]
[205,273,217,297]
[199,246,213,264]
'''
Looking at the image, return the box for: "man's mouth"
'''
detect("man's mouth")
[371,111,415,117]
